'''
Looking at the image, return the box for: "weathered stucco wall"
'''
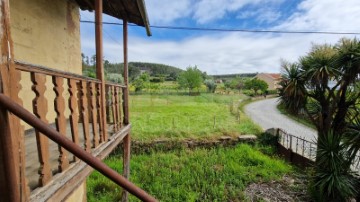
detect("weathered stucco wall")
[10,0,82,128]
[10,0,81,72]
[64,181,87,202]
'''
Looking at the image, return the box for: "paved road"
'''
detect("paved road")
[244,98,317,141]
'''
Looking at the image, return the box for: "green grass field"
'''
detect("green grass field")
[129,94,262,141]
[87,93,292,201]
[87,144,292,202]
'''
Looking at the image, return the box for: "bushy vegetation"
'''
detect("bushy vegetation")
[177,66,204,94]
[244,78,268,95]
[130,94,262,141]
[279,38,360,201]
[87,144,292,202]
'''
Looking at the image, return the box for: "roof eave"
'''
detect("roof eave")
[136,0,152,36]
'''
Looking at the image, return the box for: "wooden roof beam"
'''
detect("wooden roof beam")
[136,0,151,36]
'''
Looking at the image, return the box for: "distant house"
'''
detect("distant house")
[255,73,281,90]
[215,79,223,84]
[139,66,152,75]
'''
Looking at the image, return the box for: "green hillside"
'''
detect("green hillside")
[82,57,183,82]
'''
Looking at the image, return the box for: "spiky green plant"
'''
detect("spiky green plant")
[312,131,357,201]
[279,38,360,201]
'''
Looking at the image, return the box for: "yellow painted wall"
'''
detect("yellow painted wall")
[65,181,87,202]
[10,0,81,72]
[10,0,82,128]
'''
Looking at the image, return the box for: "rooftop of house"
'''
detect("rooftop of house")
[268,73,281,79]
[75,0,151,36]
[257,73,281,80]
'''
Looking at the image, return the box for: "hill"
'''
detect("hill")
[82,60,183,81]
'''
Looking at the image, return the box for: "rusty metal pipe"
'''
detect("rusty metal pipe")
[0,94,157,202]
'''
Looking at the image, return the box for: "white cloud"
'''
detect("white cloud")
[144,0,284,24]
[81,0,360,75]
[276,0,360,31]
[145,0,192,24]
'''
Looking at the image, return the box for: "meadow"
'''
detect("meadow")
[87,93,294,201]
[130,93,262,141]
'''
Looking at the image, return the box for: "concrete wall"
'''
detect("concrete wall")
[10,0,82,128]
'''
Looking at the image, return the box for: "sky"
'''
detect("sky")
[80,0,360,75]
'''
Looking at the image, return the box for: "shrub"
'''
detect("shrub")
[242,89,255,96]
[310,131,358,201]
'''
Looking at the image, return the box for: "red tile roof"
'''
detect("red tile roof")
[268,73,281,79]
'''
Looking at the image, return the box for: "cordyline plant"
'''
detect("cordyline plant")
[279,38,360,201]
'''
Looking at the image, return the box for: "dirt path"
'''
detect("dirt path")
[244,98,317,142]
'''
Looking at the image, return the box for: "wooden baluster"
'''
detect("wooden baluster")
[89,82,99,148]
[52,76,69,172]
[119,87,123,128]
[96,83,104,142]
[111,86,117,132]
[114,87,120,131]
[105,85,111,123]
[79,80,91,152]
[68,79,79,161]
[31,73,52,186]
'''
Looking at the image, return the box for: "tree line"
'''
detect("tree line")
[81,54,184,82]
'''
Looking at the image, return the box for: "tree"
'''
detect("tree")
[279,38,360,201]
[132,72,150,92]
[204,79,217,93]
[228,77,247,92]
[244,78,268,95]
[177,66,204,94]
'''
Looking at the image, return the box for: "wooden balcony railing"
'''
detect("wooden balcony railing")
[9,61,130,197]
[0,93,156,202]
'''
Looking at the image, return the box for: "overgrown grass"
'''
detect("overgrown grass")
[87,144,292,201]
[276,103,316,129]
[130,94,262,141]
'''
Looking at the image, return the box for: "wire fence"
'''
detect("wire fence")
[277,128,360,174]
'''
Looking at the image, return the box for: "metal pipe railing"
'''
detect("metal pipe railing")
[0,94,157,202]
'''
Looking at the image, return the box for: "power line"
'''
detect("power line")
[80,20,360,35]
[80,16,122,45]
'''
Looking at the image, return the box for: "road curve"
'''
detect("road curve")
[244,98,317,141]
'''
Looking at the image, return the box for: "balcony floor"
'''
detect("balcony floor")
[25,122,116,190]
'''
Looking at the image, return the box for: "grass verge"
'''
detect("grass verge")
[276,103,315,129]
[87,144,292,201]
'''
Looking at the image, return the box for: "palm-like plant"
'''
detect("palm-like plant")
[312,130,357,202]
[279,38,360,201]
[279,61,306,113]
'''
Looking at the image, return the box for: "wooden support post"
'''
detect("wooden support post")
[123,20,129,126]
[0,0,28,200]
[121,19,131,202]
[95,0,107,141]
